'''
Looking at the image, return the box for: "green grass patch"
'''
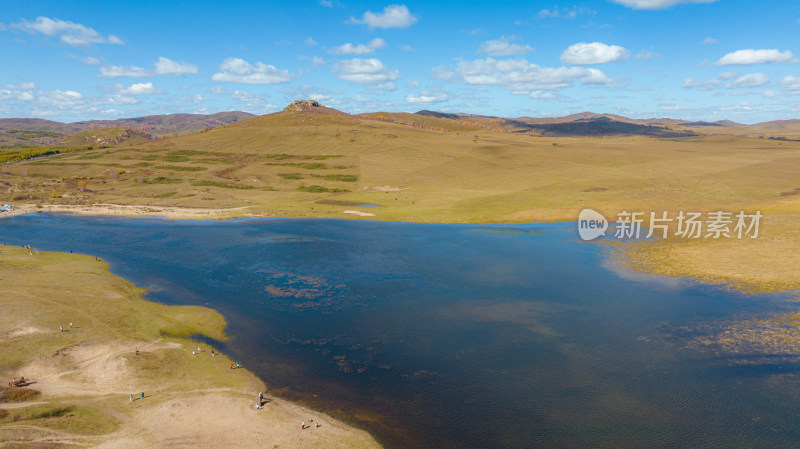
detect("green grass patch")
[28,173,59,178]
[77,153,104,160]
[0,146,109,164]
[152,191,177,198]
[131,162,153,168]
[169,150,204,156]
[278,173,303,180]
[192,180,254,189]
[297,185,351,193]
[192,158,231,164]
[317,174,358,182]
[142,177,181,184]
[264,153,344,160]
[265,162,328,169]
[164,155,190,162]
[7,130,62,139]
[154,165,207,171]
[297,185,329,193]
[139,154,160,160]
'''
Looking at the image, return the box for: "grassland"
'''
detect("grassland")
[1,106,800,292]
[0,245,381,448]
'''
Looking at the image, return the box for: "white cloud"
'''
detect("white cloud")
[299,55,326,66]
[580,68,615,85]
[101,95,138,105]
[318,0,333,7]
[762,91,776,98]
[478,37,533,57]
[701,37,719,45]
[635,50,659,60]
[230,90,262,104]
[683,77,719,90]
[407,80,420,88]
[208,86,228,94]
[529,91,559,100]
[781,75,800,91]
[375,82,397,91]
[560,42,629,65]
[119,82,164,95]
[171,94,206,104]
[727,73,769,89]
[211,58,294,84]
[400,44,414,52]
[4,82,36,89]
[305,37,318,46]
[329,38,386,55]
[684,71,770,90]
[38,90,84,108]
[537,6,595,18]
[99,65,149,78]
[347,4,418,29]
[12,17,123,46]
[332,58,400,84]
[609,0,717,10]
[443,58,616,92]
[154,57,198,76]
[82,56,101,66]
[0,89,34,101]
[715,49,797,66]
[405,91,448,104]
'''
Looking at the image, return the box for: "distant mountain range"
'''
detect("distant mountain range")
[0,112,255,147]
[414,110,800,138]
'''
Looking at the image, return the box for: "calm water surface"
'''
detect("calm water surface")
[2,213,799,448]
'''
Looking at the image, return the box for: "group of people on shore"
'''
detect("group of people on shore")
[300,420,321,429]
[20,243,39,255]
[8,376,27,387]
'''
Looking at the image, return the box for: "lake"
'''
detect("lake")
[2,213,799,448]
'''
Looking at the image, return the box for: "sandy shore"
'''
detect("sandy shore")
[10,339,380,449]
[1,203,255,221]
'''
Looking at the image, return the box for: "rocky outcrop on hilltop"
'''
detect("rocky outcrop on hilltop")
[284,100,321,112]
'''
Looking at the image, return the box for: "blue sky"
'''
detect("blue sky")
[1,0,799,123]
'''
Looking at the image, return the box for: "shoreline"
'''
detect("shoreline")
[0,244,383,448]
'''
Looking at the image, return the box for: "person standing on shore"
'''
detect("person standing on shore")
[130,394,133,402]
